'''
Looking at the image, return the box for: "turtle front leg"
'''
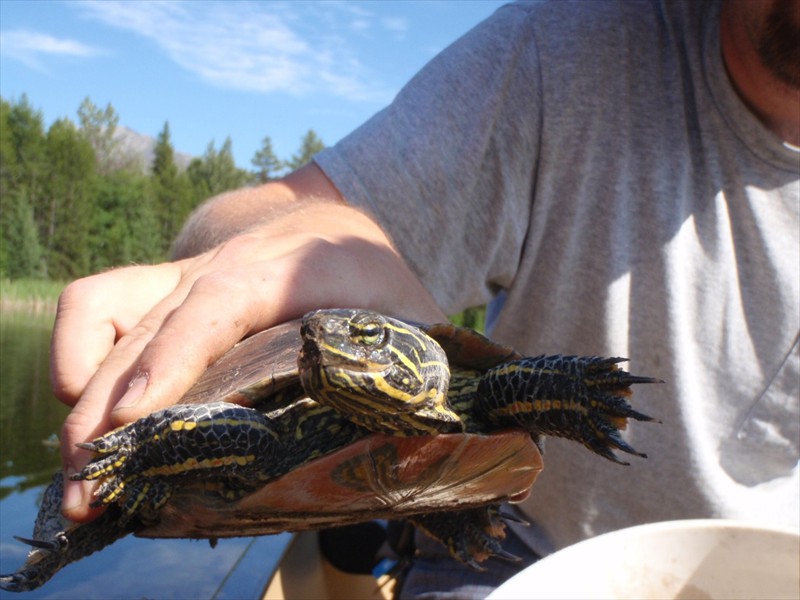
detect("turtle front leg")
[73,401,279,517]
[478,355,660,464]
[411,506,521,571]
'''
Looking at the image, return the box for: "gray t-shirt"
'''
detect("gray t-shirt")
[315,0,799,556]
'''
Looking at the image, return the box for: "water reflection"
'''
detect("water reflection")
[0,310,66,499]
[0,309,289,599]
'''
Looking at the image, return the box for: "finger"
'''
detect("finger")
[50,264,183,406]
[59,306,179,521]
[58,266,190,521]
[108,264,286,424]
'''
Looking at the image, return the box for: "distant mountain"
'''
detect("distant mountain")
[113,126,193,173]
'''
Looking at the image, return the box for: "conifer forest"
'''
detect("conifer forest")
[0,95,326,281]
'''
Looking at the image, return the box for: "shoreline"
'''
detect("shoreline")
[0,297,58,313]
[0,279,63,314]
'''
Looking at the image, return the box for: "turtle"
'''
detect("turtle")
[0,308,660,592]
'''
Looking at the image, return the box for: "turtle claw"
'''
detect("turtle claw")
[0,534,71,592]
[13,535,66,552]
[75,447,132,483]
[492,547,522,563]
[464,558,488,572]
[497,509,529,525]
[590,418,650,464]
[610,434,647,459]
[0,573,31,593]
[600,451,630,466]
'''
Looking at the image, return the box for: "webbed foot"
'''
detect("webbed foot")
[412,505,519,571]
[479,355,661,463]
[73,402,274,518]
[1,472,135,592]
[0,533,68,593]
[73,414,173,515]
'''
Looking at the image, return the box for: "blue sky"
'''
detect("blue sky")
[1,0,505,168]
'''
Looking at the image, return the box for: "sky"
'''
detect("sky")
[0,0,506,169]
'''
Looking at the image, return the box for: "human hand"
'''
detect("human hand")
[53,189,445,521]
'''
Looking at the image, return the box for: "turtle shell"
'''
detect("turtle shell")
[143,314,542,539]
[422,322,522,371]
[143,431,541,539]
[179,317,522,409]
[180,319,304,409]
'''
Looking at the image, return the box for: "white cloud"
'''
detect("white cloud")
[0,29,99,70]
[349,19,371,33]
[381,16,409,39]
[75,0,392,102]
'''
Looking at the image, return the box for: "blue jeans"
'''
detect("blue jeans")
[397,525,539,600]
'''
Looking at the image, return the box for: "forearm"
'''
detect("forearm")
[172,163,345,259]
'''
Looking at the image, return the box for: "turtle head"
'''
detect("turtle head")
[298,309,460,435]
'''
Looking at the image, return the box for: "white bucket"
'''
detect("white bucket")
[488,519,800,600]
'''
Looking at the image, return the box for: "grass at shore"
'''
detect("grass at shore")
[449,305,486,333]
[0,278,65,311]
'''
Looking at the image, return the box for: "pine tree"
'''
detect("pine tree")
[90,170,161,271]
[1,96,48,278]
[0,188,43,278]
[77,97,123,174]
[42,118,96,279]
[152,122,178,181]
[0,98,16,196]
[287,129,325,170]
[3,95,47,217]
[187,137,249,198]
[251,135,283,183]
[150,122,193,254]
[0,98,18,275]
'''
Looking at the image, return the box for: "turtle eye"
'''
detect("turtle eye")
[352,321,385,347]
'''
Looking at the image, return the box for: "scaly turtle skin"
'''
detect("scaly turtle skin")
[0,309,659,592]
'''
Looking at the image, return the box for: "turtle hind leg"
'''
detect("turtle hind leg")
[411,506,520,571]
[1,472,137,593]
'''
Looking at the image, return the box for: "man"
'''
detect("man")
[52,1,798,597]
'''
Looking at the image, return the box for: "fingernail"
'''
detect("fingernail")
[115,372,148,410]
[62,468,83,512]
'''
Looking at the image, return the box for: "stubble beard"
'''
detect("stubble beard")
[757,0,800,90]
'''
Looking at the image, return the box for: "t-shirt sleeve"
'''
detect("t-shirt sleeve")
[314,3,542,314]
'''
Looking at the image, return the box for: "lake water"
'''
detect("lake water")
[0,309,290,599]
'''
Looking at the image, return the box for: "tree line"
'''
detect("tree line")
[0,95,325,281]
